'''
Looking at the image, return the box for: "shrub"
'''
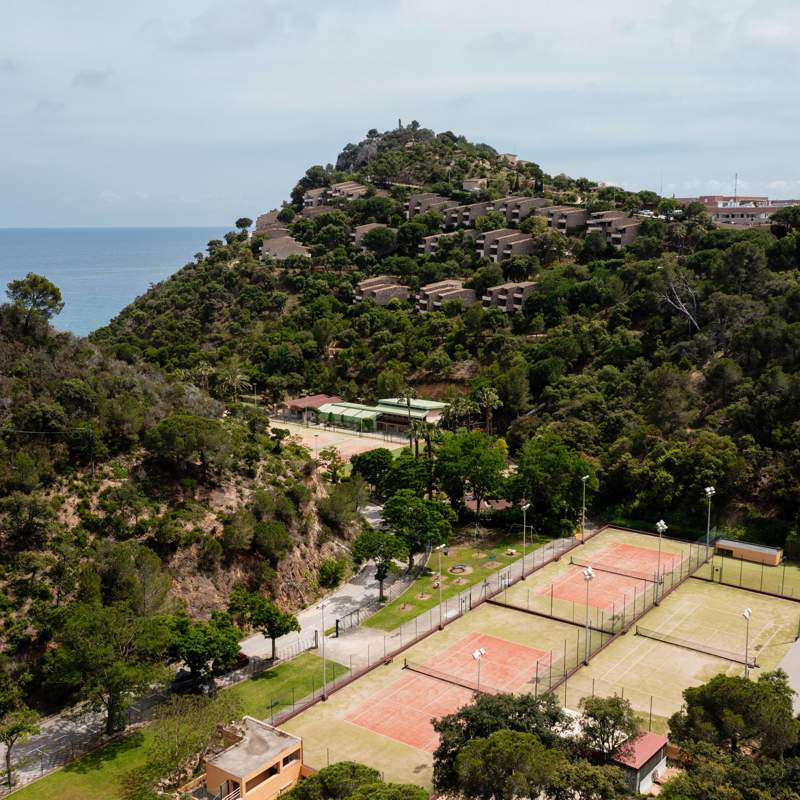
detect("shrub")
[319,558,346,589]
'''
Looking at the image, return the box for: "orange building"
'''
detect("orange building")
[715,538,783,566]
[204,717,303,800]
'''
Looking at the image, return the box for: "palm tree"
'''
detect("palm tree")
[193,363,214,392]
[397,385,417,449]
[474,386,502,434]
[419,422,443,499]
[219,365,251,403]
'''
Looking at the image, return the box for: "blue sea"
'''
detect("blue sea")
[0,227,228,336]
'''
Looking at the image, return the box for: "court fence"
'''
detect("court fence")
[692,552,800,602]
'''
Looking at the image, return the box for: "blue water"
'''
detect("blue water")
[0,227,228,336]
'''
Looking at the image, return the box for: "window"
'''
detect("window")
[246,763,279,792]
[283,749,300,767]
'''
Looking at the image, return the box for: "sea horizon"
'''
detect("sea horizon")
[0,226,230,336]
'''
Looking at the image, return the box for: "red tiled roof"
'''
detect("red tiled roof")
[612,732,668,770]
[463,498,513,513]
[284,394,342,410]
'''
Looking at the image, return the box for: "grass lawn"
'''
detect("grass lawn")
[10,652,345,800]
[364,527,553,632]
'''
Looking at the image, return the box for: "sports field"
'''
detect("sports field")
[281,600,590,786]
[270,418,406,460]
[279,527,800,787]
[564,579,800,732]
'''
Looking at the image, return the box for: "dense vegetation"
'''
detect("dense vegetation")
[94,124,800,547]
[2,122,800,795]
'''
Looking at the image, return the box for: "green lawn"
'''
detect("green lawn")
[10,652,345,800]
[364,527,553,631]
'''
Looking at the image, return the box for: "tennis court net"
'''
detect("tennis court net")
[403,659,500,694]
[570,556,661,584]
[635,625,757,667]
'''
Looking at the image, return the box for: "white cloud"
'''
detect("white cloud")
[1,0,798,225]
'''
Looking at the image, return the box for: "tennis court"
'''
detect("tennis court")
[269,418,406,460]
[563,578,800,732]
[694,553,800,599]
[344,632,548,751]
[280,599,585,786]
[496,528,701,633]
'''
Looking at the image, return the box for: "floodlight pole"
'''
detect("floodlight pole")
[319,601,328,700]
[705,486,716,556]
[655,520,667,605]
[522,503,530,578]
[472,647,486,692]
[583,567,594,664]
[743,608,752,679]
[436,544,448,630]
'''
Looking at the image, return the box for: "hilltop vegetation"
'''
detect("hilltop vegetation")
[94,124,800,547]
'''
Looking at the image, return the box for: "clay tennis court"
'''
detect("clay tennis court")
[270,418,406,460]
[344,632,547,751]
[537,542,686,612]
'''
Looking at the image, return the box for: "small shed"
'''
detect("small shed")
[611,731,668,794]
[715,538,783,566]
[205,716,303,800]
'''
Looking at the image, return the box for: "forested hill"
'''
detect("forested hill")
[93,124,800,547]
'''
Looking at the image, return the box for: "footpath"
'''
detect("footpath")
[2,503,430,792]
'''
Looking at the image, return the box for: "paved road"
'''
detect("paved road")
[1,503,427,792]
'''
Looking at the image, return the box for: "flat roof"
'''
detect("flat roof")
[716,539,783,556]
[317,402,380,421]
[208,717,300,779]
[284,394,342,410]
[612,732,667,770]
[379,397,448,411]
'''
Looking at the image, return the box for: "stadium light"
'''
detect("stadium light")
[472,647,486,691]
[317,600,328,700]
[436,544,449,630]
[583,566,594,664]
[655,520,667,604]
[581,475,590,544]
[521,503,530,577]
[742,608,752,679]
[705,486,716,555]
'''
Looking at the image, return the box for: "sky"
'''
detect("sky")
[2,0,799,228]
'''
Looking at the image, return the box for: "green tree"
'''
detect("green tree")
[230,592,300,660]
[432,691,566,792]
[435,430,506,514]
[44,602,170,734]
[0,707,40,787]
[361,226,397,257]
[288,761,381,800]
[6,273,64,333]
[167,612,240,692]
[668,670,799,757]
[514,430,596,533]
[350,449,394,493]
[579,695,640,762]
[455,730,564,800]
[235,217,253,231]
[382,490,455,570]
[352,527,408,601]
[144,413,231,481]
[319,446,346,483]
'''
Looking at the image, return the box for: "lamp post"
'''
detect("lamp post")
[583,566,594,664]
[581,475,590,543]
[313,433,319,461]
[521,503,530,578]
[318,601,328,699]
[742,607,752,679]
[704,486,716,556]
[472,647,486,692]
[436,544,448,630]
[655,519,667,604]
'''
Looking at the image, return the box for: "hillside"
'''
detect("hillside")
[94,123,800,546]
[0,283,365,716]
